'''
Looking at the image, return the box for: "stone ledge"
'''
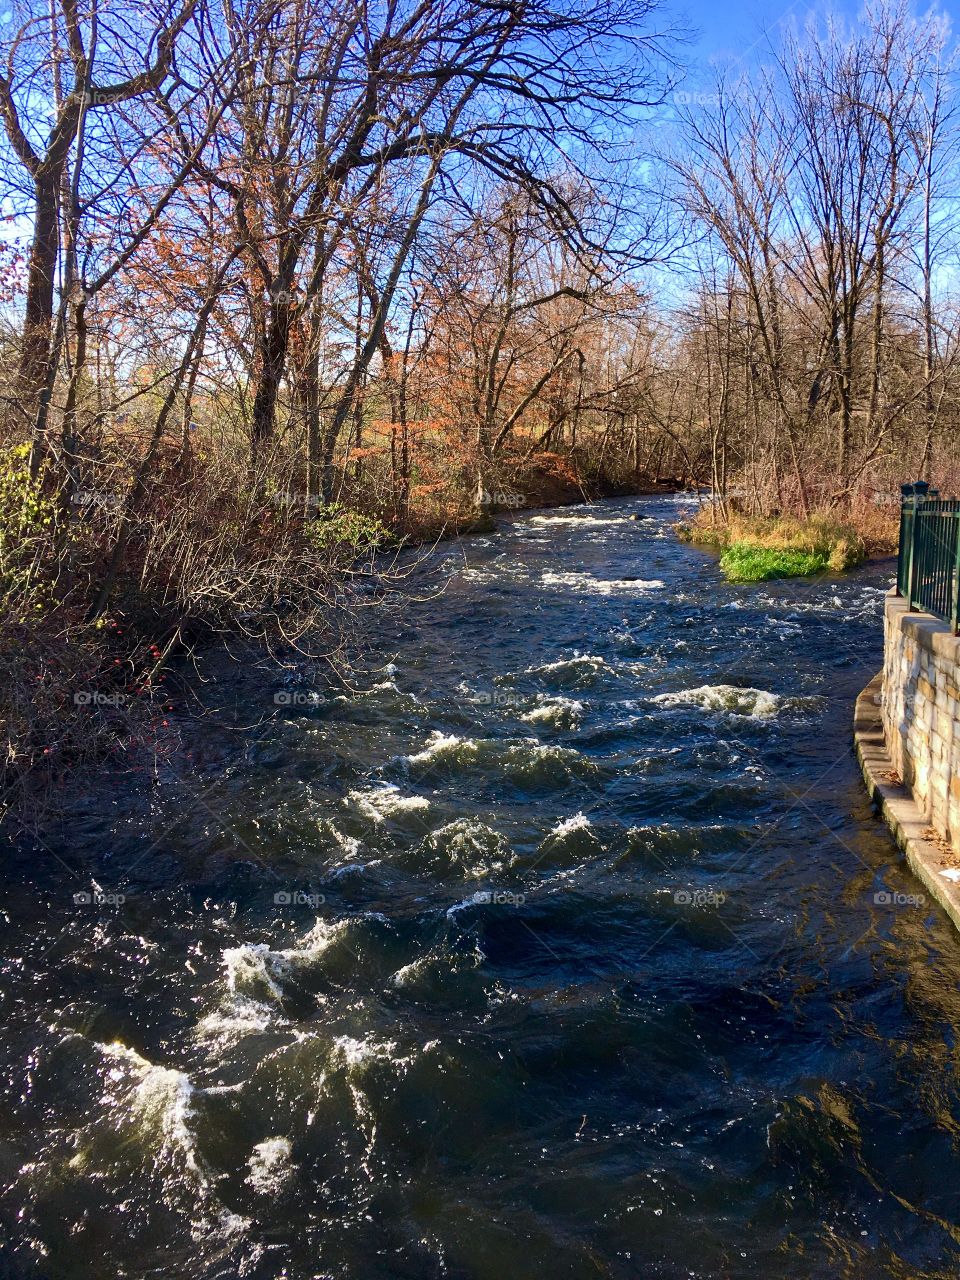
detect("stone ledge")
[885,589,960,664]
[854,670,960,936]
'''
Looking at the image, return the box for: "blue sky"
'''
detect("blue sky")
[675,0,922,79]
[680,0,859,61]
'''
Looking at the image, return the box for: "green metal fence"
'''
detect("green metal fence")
[897,482,960,632]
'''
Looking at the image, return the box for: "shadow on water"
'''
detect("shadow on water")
[1,496,959,1279]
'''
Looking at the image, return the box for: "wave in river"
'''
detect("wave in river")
[417,817,514,876]
[404,731,479,766]
[520,694,585,728]
[541,570,665,594]
[219,917,348,1005]
[403,731,594,785]
[528,513,637,527]
[515,653,611,688]
[538,813,602,858]
[95,1040,201,1175]
[652,683,782,718]
[346,783,431,822]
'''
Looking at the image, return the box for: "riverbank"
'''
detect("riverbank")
[678,507,899,582]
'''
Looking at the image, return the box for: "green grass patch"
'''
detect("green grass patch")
[719,543,829,582]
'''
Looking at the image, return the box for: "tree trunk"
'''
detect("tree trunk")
[19,174,60,429]
[251,300,295,458]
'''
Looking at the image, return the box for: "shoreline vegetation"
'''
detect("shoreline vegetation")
[677,507,900,583]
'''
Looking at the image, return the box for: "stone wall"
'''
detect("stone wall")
[882,592,960,846]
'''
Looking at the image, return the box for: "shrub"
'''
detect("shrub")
[0,442,60,608]
[305,503,393,557]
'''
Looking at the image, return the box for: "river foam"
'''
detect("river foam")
[404,731,480,767]
[346,783,431,821]
[95,1041,202,1174]
[418,817,514,876]
[652,684,782,718]
[246,1137,295,1195]
[520,694,585,728]
[528,513,636,527]
[541,570,665,594]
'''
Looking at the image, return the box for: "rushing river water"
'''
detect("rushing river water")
[2,495,960,1280]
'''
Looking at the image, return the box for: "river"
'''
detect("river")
[2,494,959,1279]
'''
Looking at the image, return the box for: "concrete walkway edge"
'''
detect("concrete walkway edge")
[855,671,960,934]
